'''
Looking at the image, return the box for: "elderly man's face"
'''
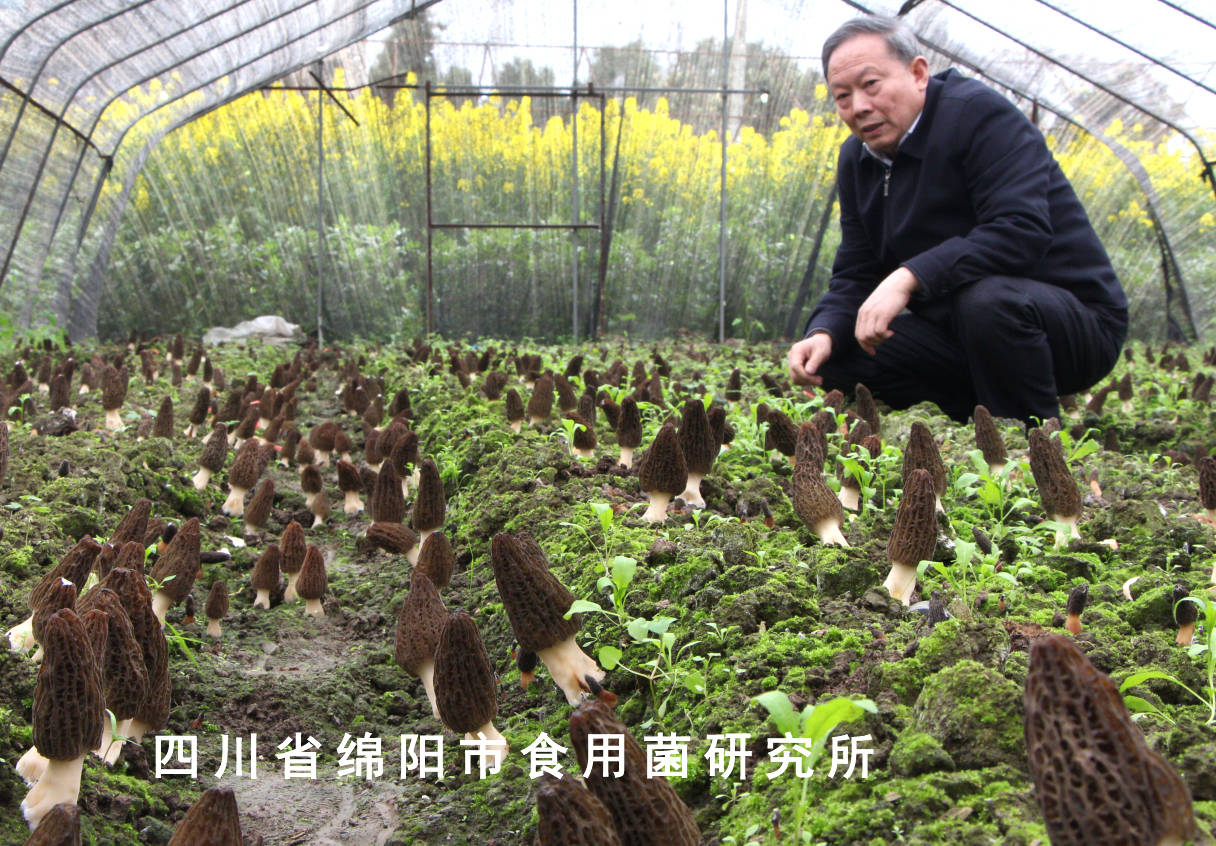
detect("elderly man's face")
[828,33,929,158]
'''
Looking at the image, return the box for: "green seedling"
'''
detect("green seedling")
[1121,593,1216,726]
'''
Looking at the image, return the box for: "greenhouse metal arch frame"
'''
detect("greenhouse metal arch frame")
[0,0,1212,342]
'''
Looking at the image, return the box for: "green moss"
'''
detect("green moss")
[889,730,955,776]
[913,660,1025,771]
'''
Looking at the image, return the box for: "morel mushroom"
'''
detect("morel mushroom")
[308,421,340,466]
[764,407,798,460]
[637,422,686,522]
[678,399,714,509]
[250,544,281,609]
[367,522,420,563]
[243,478,275,535]
[280,521,307,602]
[152,396,174,440]
[9,536,102,653]
[1024,634,1199,846]
[433,611,508,768]
[792,462,848,547]
[1064,583,1088,636]
[615,397,642,468]
[299,464,324,510]
[568,413,597,459]
[22,801,79,845]
[504,388,525,433]
[536,773,624,846]
[204,581,229,637]
[100,365,128,432]
[415,530,454,590]
[1173,585,1197,646]
[148,518,201,624]
[21,609,104,831]
[194,423,228,491]
[167,785,243,846]
[528,375,555,424]
[109,497,152,547]
[903,421,946,511]
[394,572,447,720]
[1028,428,1082,546]
[569,699,701,846]
[1117,372,1133,413]
[973,404,1007,475]
[1197,455,1216,526]
[884,467,937,605]
[336,459,365,516]
[0,419,7,489]
[85,590,148,763]
[412,459,446,546]
[855,382,880,434]
[296,544,328,617]
[491,533,604,705]
[221,438,263,517]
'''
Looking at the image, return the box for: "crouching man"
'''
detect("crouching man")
[786,15,1128,423]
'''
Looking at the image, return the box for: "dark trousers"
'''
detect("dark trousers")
[818,276,1128,423]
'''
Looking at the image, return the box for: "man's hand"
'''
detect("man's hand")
[855,267,920,355]
[788,332,833,387]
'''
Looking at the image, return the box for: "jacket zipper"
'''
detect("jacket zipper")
[883,165,891,197]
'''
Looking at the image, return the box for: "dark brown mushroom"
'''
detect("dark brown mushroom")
[336,459,365,516]
[415,530,455,589]
[0,419,7,489]
[615,397,643,468]
[22,801,80,845]
[148,517,201,623]
[884,467,936,605]
[973,404,1007,474]
[308,421,340,466]
[677,399,715,509]
[1172,584,1197,646]
[433,611,507,767]
[792,462,848,547]
[370,460,406,525]
[85,590,148,762]
[528,375,555,424]
[109,498,152,548]
[250,544,281,609]
[243,478,275,535]
[9,537,103,653]
[482,370,509,400]
[1028,427,1081,546]
[100,365,128,432]
[366,522,420,561]
[1024,634,1198,846]
[725,368,742,403]
[764,408,798,459]
[152,396,174,440]
[20,609,104,830]
[167,785,243,846]
[855,382,880,434]
[505,388,526,432]
[491,533,602,704]
[280,521,307,601]
[394,572,448,719]
[568,412,597,459]
[1064,583,1088,636]
[902,421,946,510]
[536,773,625,846]
[221,438,263,517]
[637,422,686,523]
[794,421,827,474]
[412,458,446,546]
[204,581,229,638]
[296,545,328,617]
[569,699,700,846]
[194,423,229,491]
[1197,455,1216,525]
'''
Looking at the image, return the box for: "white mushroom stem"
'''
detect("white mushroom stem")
[310,510,326,529]
[813,518,850,548]
[243,520,261,535]
[284,573,300,602]
[537,639,605,706]
[417,659,440,720]
[883,562,917,605]
[315,449,331,467]
[1206,508,1216,525]
[987,461,1006,476]
[509,420,522,434]
[126,717,153,745]
[464,725,509,771]
[253,588,271,609]
[681,473,706,510]
[15,746,49,785]
[406,545,420,567]
[399,479,410,499]
[572,445,594,459]
[151,591,174,625]
[418,527,438,549]
[1177,623,1195,646]
[303,597,324,617]
[934,494,943,514]
[642,491,672,523]
[304,491,318,509]
[838,484,860,511]
[104,408,124,431]
[257,416,271,432]
[343,491,364,516]
[78,385,89,396]
[1121,400,1133,414]
[7,615,36,652]
[620,447,635,467]
[192,467,213,491]
[206,618,223,637]
[528,414,546,425]
[1050,513,1081,548]
[95,719,117,762]
[221,486,248,517]
[21,755,85,830]
[184,423,197,438]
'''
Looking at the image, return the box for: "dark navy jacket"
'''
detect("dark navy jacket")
[805,69,1128,342]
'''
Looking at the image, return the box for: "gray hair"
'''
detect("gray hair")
[822,15,921,77]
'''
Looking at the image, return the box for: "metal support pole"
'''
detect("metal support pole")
[315,60,325,345]
[425,81,434,335]
[571,0,580,341]
[717,0,729,343]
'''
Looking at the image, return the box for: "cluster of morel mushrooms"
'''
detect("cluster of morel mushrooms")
[1,333,1211,843]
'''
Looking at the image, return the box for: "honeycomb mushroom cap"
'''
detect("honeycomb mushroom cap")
[198,424,229,473]
[793,462,844,531]
[188,387,211,426]
[794,421,827,471]
[299,464,323,496]
[855,382,880,432]
[33,609,105,760]
[536,773,625,846]
[370,462,406,524]
[87,590,149,720]
[295,545,328,601]
[250,545,282,593]
[527,375,555,421]
[244,478,275,529]
[1024,634,1198,845]
[31,578,77,646]
[889,468,937,568]
[336,459,362,493]
[902,421,946,495]
[149,517,201,603]
[490,533,579,654]
[973,405,1007,466]
[308,421,340,452]
[678,399,715,476]
[569,699,700,846]
[23,802,81,845]
[167,785,243,846]
[153,396,174,439]
[764,408,798,456]
[279,521,307,577]
[416,531,455,589]
[227,439,264,491]
[1028,428,1082,519]
[100,365,128,411]
[412,459,446,533]
[433,611,498,734]
[29,536,102,612]
[570,413,597,452]
[109,498,152,547]
[366,522,419,555]
[394,572,447,675]
[1198,456,1216,511]
[637,423,687,496]
[615,397,642,449]
[0,419,8,487]
[205,581,230,620]
[504,388,525,423]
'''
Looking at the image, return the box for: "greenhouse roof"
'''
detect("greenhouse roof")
[0,0,1212,340]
